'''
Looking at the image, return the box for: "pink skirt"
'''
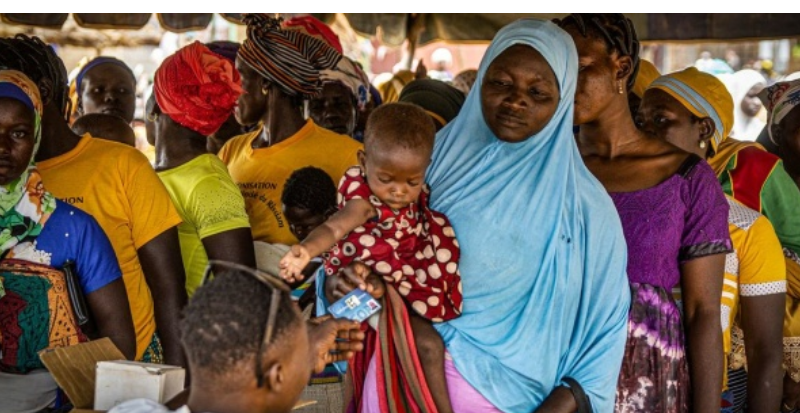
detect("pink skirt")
[360,354,502,413]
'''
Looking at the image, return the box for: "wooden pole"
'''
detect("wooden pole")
[404,13,426,70]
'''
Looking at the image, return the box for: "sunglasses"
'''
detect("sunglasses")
[201,260,291,388]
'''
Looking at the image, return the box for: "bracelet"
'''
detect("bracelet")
[562,377,592,413]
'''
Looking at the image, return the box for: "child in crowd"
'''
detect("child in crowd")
[282,167,339,243]
[280,167,338,307]
[280,102,461,412]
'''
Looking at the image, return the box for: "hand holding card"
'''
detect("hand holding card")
[328,289,382,323]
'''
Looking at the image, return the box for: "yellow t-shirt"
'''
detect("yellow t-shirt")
[157,154,251,297]
[38,135,183,359]
[219,120,361,244]
[722,197,786,386]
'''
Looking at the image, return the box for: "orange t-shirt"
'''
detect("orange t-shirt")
[38,135,183,359]
[219,120,361,245]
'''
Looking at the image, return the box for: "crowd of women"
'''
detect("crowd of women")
[2,12,800,413]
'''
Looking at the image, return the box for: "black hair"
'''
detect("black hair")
[557,14,640,90]
[282,167,337,216]
[0,34,70,116]
[364,102,436,154]
[180,269,299,376]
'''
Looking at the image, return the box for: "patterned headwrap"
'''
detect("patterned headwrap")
[238,14,341,99]
[154,41,243,136]
[649,67,734,154]
[758,79,800,144]
[0,70,57,260]
[320,57,371,110]
[282,15,343,54]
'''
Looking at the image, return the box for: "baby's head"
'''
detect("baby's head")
[72,113,136,147]
[282,167,338,241]
[360,103,436,210]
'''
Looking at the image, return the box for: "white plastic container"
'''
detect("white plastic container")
[94,361,185,410]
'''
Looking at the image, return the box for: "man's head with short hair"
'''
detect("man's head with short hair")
[72,113,136,147]
[181,269,311,413]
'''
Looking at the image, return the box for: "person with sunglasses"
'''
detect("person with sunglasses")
[109,261,365,413]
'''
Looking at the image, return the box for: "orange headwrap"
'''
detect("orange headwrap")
[154,41,242,136]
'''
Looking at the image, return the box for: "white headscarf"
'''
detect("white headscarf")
[724,69,767,141]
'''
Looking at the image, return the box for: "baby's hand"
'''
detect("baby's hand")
[280,244,312,282]
[364,273,386,300]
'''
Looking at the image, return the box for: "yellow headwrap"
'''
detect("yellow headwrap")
[648,67,734,157]
[377,70,414,104]
[631,59,660,98]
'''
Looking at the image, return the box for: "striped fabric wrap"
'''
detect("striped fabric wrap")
[348,286,436,413]
[239,14,341,99]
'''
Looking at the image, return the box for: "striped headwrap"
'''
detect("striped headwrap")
[238,14,341,99]
[648,67,733,154]
[282,15,342,54]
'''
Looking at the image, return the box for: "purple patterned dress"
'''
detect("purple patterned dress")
[611,157,732,413]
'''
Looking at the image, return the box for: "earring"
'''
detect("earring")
[261,86,269,96]
[147,112,158,122]
[618,80,624,95]
[699,141,707,149]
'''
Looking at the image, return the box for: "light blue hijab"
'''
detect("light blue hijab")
[427,19,630,412]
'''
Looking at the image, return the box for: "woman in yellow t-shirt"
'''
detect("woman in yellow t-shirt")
[1,34,187,367]
[219,14,361,246]
[150,42,255,297]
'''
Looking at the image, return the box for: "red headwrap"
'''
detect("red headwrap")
[282,15,343,54]
[154,41,242,136]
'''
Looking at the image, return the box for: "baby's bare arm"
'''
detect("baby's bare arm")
[299,198,376,258]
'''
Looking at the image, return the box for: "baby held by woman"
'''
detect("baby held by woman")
[281,103,462,412]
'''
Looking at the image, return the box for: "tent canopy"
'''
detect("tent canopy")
[2,13,799,45]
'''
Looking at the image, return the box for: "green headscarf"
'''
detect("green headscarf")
[0,70,57,296]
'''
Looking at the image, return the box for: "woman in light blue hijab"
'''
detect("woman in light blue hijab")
[425,18,630,412]
[321,18,630,413]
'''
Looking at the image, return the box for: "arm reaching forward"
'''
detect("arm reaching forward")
[281,198,376,281]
